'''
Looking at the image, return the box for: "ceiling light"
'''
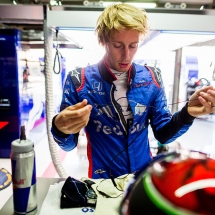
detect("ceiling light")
[50,0,58,6]
[200,5,204,10]
[98,0,103,6]
[125,2,157,9]
[161,30,215,35]
[164,2,171,9]
[13,0,17,4]
[180,3,187,9]
[102,1,156,8]
[102,1,122,7]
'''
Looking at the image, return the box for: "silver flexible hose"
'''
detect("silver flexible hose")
[43,14,68,178]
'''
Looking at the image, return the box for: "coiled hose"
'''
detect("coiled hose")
[43,10,67,178]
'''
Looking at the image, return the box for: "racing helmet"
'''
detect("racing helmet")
[120,150,215,215]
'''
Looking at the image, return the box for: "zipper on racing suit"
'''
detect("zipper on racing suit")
[110,84,131,172]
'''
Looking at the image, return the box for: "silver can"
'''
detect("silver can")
[11,138,37,215]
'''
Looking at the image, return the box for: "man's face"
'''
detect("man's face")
[104,29,141,72]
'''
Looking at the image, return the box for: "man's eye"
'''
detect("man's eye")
[113,45,122,48]
[130,44,138,49]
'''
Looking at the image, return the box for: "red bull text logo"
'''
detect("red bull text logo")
[13,178,25,185]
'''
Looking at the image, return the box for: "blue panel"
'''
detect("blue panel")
[0,29,20,158]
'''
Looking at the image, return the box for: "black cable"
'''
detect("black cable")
[96,179,123,198]
[95,78,212,192]
[96,175,130,198]
[93,96,211,192]
[108,97,205,190]
[109,125,148,190]
[53,29,63,74]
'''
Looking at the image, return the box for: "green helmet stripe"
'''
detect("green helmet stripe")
[142,173,198,215]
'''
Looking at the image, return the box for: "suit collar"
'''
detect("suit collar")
[98,59,136,85]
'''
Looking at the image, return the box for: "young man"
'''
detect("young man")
[51,3,215,179]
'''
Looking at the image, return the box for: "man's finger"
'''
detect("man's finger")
[199,91,215,106]
[66,99,89,111]
[65,105,92,119]
[195,86,213,95]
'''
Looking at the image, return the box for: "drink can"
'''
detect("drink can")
[11,137,37,215]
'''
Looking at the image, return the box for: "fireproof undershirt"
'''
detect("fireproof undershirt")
[111,69,134,124]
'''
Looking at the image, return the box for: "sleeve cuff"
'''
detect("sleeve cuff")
[178,102,196,124]
[52,115,70,138]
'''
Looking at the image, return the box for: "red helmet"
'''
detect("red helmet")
[120,150,215,215]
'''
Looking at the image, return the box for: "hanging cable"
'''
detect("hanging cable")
[53,29,63,74]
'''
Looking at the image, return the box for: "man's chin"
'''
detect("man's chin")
[116,66,128,72]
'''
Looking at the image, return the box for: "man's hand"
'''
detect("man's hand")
[188,86,215,117]
[54,99,92,134]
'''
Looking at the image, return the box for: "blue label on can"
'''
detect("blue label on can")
[13,187,31,213]
[11,159,16,182]
[31,157,36,186]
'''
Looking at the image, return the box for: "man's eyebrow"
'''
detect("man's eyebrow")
[111,41,139,44]
[111,40,122,43]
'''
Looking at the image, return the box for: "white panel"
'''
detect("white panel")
[47,11,101,28]
[47,10,215,32]
[148,13,215,32]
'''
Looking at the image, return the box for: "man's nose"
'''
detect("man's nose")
[122,47,130,61]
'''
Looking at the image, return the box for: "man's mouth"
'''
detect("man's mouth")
[119,63,129,68]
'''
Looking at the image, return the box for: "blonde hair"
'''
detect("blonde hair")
[95,3,149,46]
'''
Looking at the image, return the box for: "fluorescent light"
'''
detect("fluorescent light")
[125,2,157,8]
[13,0,17,4]
[102,1,122,7]
[200,5,204,10]
[101,1,156,8]
[161,30,215,35]
[50,0,58,6]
